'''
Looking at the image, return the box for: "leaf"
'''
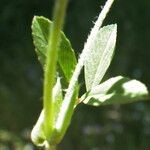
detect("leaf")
[53,77,63,122]
[81,76,149,106]
[84,24,117,91]
[32,16,77,83]
[31,110,46,146]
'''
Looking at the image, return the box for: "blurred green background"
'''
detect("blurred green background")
[0,0,150,149]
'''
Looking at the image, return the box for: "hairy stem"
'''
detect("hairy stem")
[56,0,115,133]
[43,0,69,139]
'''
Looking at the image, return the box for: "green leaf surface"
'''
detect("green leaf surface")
[32,16,77,83]
[53,77,63,122]
[81,76,149,106]
[84,24,117,91]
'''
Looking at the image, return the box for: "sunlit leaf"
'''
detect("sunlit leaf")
[84,24,117,91]
[81,76,149,106]
[31,110,46,146]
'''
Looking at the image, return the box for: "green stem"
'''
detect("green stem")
[55,0,115,135]
[43,0,69,139]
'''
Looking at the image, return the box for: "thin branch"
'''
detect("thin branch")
[43,0,69,139]
[55,0,115,133]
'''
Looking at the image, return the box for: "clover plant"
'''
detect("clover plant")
[30,0,149,149]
